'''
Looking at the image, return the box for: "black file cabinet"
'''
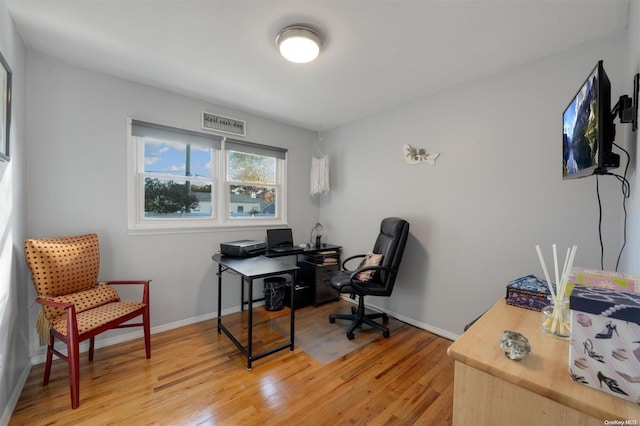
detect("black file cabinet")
[284,281,313,309]
[298,260,340,307]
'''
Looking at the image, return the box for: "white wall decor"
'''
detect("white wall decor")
[401,144,439,165]
[202,111,246,136]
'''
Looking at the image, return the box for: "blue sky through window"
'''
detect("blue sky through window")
[144,140,212,178]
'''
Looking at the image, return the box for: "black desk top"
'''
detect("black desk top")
[212,253,298,279]
[264,243,341,258]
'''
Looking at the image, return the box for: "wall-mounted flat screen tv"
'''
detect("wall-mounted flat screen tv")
[563,60,618,179]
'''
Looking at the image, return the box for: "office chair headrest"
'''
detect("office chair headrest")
[380,217,409,237]
[375,217,409,270]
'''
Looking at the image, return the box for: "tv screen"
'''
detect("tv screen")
[562,61,612,179]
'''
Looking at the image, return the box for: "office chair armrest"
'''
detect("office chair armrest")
[348,266,396,292]
[341,254,367,271]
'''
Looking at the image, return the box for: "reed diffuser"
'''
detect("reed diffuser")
[535,244,577,338]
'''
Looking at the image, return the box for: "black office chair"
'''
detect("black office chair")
[329,217,409,340]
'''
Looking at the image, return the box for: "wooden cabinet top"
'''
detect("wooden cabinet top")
[447,299,640,421]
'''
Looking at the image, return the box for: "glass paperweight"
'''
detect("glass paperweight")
[541,298,571,339]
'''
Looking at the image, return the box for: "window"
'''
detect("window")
[128,119,287,232]
[225,138,285,220]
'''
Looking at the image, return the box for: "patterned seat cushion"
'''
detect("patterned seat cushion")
[43,284,121,321]
[50,301,146,337]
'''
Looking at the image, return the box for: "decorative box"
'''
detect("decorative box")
[569,285,640,404]
[568,267,640,294]
[505,275,552,312]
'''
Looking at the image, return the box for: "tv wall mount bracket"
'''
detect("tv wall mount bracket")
[612,72,640,132]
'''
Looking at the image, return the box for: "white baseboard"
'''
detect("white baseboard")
[339,295,460,341]
[1,360,32,426]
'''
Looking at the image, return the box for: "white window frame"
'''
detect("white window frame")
[223,138,287,223]
[127,119,288,234]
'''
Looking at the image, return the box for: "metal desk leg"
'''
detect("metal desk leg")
[247,276,253,370]
[240,275,245,312]
[290,271,296,351]
[217,263,222,334]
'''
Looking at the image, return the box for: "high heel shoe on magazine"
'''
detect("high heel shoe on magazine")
[595,320,619,339]
[569,369,588,384]
[583,339,605,363]
[598,371,628,396]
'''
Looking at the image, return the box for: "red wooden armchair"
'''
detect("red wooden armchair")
[24,233,151,409]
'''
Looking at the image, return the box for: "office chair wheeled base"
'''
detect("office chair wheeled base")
[329,296,390,340]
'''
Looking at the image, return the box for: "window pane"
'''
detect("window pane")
[144,178,213,218]
[144,140,213,178]
[229,185,276,218]
[227,151,275,184]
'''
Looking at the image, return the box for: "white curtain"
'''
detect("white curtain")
[310,155,330,195]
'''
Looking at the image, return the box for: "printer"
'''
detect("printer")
[220,240,266,257]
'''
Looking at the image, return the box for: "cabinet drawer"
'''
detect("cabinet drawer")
[315,264,339,277]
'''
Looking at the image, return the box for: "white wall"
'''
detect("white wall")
[319,33,629,337]
[622,1,640,274]
[0,0,29,423]
[24,53,319,355]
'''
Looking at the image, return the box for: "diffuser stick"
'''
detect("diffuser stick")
[537,244,577,338]
[552,244,560,299]
[536,245,556,301]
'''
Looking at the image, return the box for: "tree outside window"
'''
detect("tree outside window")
[227,151,278,218]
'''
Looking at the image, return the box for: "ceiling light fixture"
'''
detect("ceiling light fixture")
[276,25,321,64]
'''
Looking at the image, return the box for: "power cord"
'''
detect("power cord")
[611,142,631,271]
[596,142,631,271]
[596,174,604,269]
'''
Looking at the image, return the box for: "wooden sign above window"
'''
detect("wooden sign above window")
[202,111,246,137]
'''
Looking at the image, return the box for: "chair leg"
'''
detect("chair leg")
[329,313,355,323]
[361,316,390,337]
[329,295,391,339]
[88,337,95,361]
[67,334,80,409]
[143,305,151,359]
[42,333,54,386]
[346,316,364,339]
[366,311,389,323]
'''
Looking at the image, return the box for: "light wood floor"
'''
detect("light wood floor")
[10,300,454,425]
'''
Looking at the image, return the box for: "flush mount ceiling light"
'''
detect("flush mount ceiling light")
[276,25,321,64]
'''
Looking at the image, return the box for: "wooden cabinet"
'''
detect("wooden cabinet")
[447,299,640,425]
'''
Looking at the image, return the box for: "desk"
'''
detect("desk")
[447,299,640,425]
[264,243,342,259]
[212,254,298,370]
[238,244,342,310]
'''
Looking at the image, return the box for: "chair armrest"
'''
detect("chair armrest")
[100,280,151,285]
[36,297,74,309]
[349,266,396,293]
[36,298,79,337]
[100,280,151,305]
[342,254,367,271]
